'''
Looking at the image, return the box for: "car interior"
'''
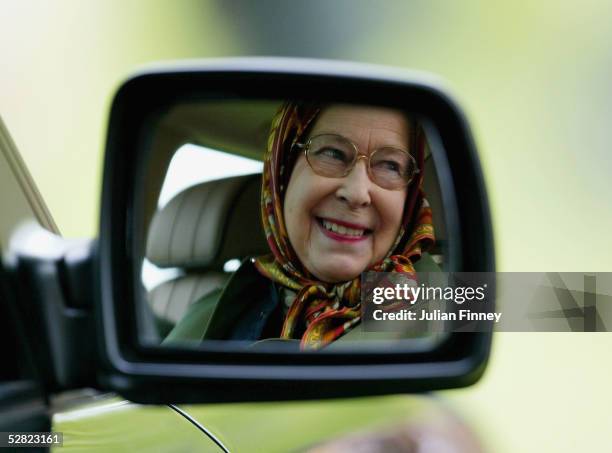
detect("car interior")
[137,100,448,338]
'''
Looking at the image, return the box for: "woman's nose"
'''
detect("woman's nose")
[335,159,373,208]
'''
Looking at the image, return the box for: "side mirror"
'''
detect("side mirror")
[93,58,495,403]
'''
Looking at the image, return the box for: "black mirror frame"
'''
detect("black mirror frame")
[97,58,495,404]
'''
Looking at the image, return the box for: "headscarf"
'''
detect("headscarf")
[254,101,435,349]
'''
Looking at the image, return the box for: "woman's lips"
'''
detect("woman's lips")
[315,217,371,243]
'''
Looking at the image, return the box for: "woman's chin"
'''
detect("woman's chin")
[309,258,367,283]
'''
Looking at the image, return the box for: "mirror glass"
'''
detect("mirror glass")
[132,98,453,352]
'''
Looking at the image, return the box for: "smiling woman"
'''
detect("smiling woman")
[283,104,418,283]
[158,100,441,350]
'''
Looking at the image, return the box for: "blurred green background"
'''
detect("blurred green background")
[2,1,612,451]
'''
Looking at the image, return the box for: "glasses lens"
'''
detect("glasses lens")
[370,148,416,189]
[306,135,356,177]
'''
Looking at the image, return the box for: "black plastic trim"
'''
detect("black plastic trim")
[5,225,98,393]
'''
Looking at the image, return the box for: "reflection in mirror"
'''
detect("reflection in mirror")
[134,99,450,352]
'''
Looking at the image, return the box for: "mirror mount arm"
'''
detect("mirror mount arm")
[4,223,99,394]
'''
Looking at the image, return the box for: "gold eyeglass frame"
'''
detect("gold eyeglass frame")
[294,133,419,190]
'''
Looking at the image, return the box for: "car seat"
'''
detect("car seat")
[145,173,268,335]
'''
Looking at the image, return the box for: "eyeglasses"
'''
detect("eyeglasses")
[294,134,419,191]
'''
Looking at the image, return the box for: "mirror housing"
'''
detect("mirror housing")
[97,58,494,404]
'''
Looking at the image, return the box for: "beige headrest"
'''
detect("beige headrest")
[146,173,268,269]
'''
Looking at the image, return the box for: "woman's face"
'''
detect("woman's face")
[283,104,410,283]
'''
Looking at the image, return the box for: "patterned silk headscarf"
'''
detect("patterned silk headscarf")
[254,101,435,349]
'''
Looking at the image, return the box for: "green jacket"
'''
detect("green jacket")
[165,253,442,347]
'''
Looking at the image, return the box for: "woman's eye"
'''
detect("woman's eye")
[316,147,348,162]
[375,160,403,174]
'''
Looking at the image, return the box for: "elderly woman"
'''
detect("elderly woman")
[166,101,437,349]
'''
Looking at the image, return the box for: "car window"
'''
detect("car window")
[158,143,263,209]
